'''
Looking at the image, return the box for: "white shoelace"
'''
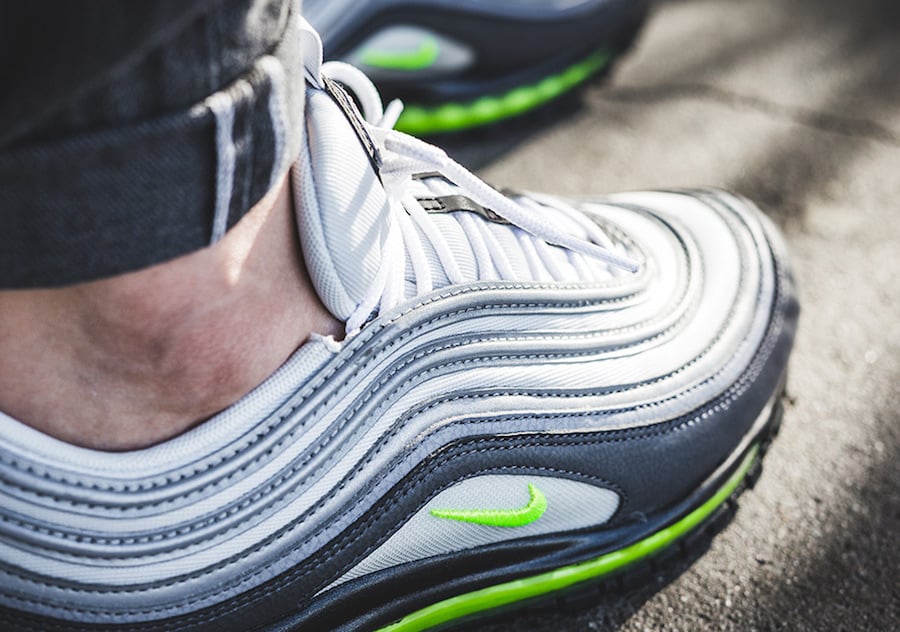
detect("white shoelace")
[320,62,641,334]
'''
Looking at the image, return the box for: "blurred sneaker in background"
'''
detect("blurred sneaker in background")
[305,0,649,134]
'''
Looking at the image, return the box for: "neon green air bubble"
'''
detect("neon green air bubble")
[395,50,612,135]
[376,445,760,632]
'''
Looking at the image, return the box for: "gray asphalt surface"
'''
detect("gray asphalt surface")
[440,0,900,629]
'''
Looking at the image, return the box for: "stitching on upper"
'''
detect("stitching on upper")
[0,212,662,506]
[0,283,644,494]
[0,290,659,517]
[0,259,772,606]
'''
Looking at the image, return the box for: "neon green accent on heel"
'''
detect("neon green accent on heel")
[377,445,760,632]
[395,49,611,134]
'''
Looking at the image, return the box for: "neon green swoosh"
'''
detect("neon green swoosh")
[430,483,547,527]
[379,445,760,632]
[361,37,440,71]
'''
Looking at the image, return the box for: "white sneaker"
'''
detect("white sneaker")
[0,20,798,632]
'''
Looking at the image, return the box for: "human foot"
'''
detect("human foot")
[0,175,341,450]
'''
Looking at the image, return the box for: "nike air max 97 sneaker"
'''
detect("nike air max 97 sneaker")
[305,0,649,134]
[0,19,797,632]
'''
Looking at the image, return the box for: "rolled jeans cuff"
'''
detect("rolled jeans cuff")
[0,4,304,288]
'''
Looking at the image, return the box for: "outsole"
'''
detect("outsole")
[373,393,786,632]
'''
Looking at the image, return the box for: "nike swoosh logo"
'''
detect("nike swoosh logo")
[360,37,440,71]
[430,483,547,527]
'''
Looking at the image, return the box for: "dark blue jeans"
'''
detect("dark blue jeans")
[0,0,305,288]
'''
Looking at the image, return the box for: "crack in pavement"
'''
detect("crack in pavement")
[598,82,900,148]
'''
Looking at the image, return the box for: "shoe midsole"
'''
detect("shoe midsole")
[271,382,784,632]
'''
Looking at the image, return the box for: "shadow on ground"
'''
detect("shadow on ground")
[724,0,900,227]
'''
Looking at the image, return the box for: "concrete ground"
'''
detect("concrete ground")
[441,0,900,629]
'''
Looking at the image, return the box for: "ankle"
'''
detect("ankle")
[0,176,342,451]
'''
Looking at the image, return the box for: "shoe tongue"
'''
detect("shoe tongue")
[293,84,391,321]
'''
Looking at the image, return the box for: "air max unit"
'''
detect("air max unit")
[305,0,649,134]
[0,19,797,632]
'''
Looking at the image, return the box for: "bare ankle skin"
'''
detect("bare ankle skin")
[0,176,342,451]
